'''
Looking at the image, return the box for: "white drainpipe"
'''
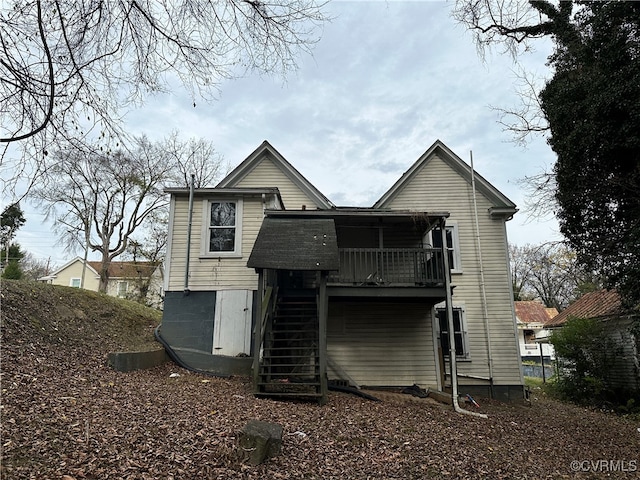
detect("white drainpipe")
[470,151,495,397]
[441,218,488,419]
[184,174,195,294]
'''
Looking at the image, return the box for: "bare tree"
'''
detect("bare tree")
[1,0,328,194]
[31,134,224,292]
[491,66,549,146]
[163,131,229,188]
[509,242,600,310]
[451,0,566,219]
[509,243,534,301]
[452,0,575,58]
[32,144,169,292]
[515,167,557,219]
[527,243,576,311]
[20,252,54,281]
[122,208,169,306]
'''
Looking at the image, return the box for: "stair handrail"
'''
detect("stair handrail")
[260,285,277,344]
[253,284,278,391]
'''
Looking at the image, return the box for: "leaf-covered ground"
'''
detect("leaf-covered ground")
[1,280,639,479]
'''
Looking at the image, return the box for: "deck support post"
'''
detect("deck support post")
[252,269,265,392]
[318,270,329,404]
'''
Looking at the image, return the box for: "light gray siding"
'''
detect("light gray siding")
[381,153,522,386]
[166,194,265,291]
[327,301,438,387]
[604,317,640,392]
[234,156,321,210]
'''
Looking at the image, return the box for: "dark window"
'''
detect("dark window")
[432,226,460,271]
[436,307,467,358]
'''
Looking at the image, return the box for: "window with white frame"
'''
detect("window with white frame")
[70,278,81,288]
[430,224,462,273]
[436,306,469,359]
[201,199,242,257]
[117,281,128,297]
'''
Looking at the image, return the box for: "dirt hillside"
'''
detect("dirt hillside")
[1,279,639,479]
[1,279,160,352]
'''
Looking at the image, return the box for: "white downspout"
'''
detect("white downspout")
[184,174,195,294]
[470,151,495,398]
[440,218,488,418]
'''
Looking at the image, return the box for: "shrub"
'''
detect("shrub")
[550,316,621,404]
[1,260,23,280]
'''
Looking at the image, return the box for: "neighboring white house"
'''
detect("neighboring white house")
[514,300,557,361]
[39,257,164,308]
[160,140,525,403]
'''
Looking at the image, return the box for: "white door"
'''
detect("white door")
[212,290,252,356]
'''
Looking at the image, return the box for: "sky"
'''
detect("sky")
[9,0,562,269]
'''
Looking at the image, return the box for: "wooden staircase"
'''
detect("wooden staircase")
[255,293,326,402]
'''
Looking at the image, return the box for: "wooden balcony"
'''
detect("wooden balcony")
[327,248,445,295]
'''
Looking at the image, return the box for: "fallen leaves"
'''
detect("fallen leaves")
[2,280,639,478]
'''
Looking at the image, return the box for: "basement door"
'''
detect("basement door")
[212,290,252,356]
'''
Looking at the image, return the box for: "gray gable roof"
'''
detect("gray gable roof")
[373,140,517,217]
[247,217,339,271]
[217,141,335,210]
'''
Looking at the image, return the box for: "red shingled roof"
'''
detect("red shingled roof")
[515,301,558,325]
[87,261,159,279]
[548,290,622,327]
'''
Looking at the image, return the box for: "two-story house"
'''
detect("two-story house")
[160,140,524,403]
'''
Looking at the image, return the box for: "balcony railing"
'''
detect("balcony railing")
[327,248,445,287]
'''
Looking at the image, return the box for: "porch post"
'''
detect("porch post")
[252,269,265,392]
[318,270,329,404]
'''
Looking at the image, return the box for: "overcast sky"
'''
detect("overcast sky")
[12,0,562,268]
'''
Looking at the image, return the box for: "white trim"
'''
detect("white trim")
[216,141,335,209]
[70,277,81,288]
[427,223,462,274]
[435,302,470,360]
[374,140,517,213]
[47,256,99,278]
[200,198,243,258]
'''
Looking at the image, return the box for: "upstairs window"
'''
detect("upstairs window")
[70,278,81,288]
[436,306,469,359]
[430,225,462,273]
[202,199,243,257]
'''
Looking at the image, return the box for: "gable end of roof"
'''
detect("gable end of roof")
[216,141,334,210]
[373,140,517,214]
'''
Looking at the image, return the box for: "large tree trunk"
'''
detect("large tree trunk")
[98,257,110,293]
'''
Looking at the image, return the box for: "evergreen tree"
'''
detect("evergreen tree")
[2,259,23,280]
[539,2,640,310]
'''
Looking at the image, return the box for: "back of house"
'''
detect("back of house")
[160,140,524,403]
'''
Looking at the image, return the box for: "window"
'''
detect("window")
[70,278,81,288]
[430,225,462,273]
[201,199,242,257]
[436,306,469,359]
[117,281,128,297]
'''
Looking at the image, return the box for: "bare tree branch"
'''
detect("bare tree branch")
[1,0,329,193]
